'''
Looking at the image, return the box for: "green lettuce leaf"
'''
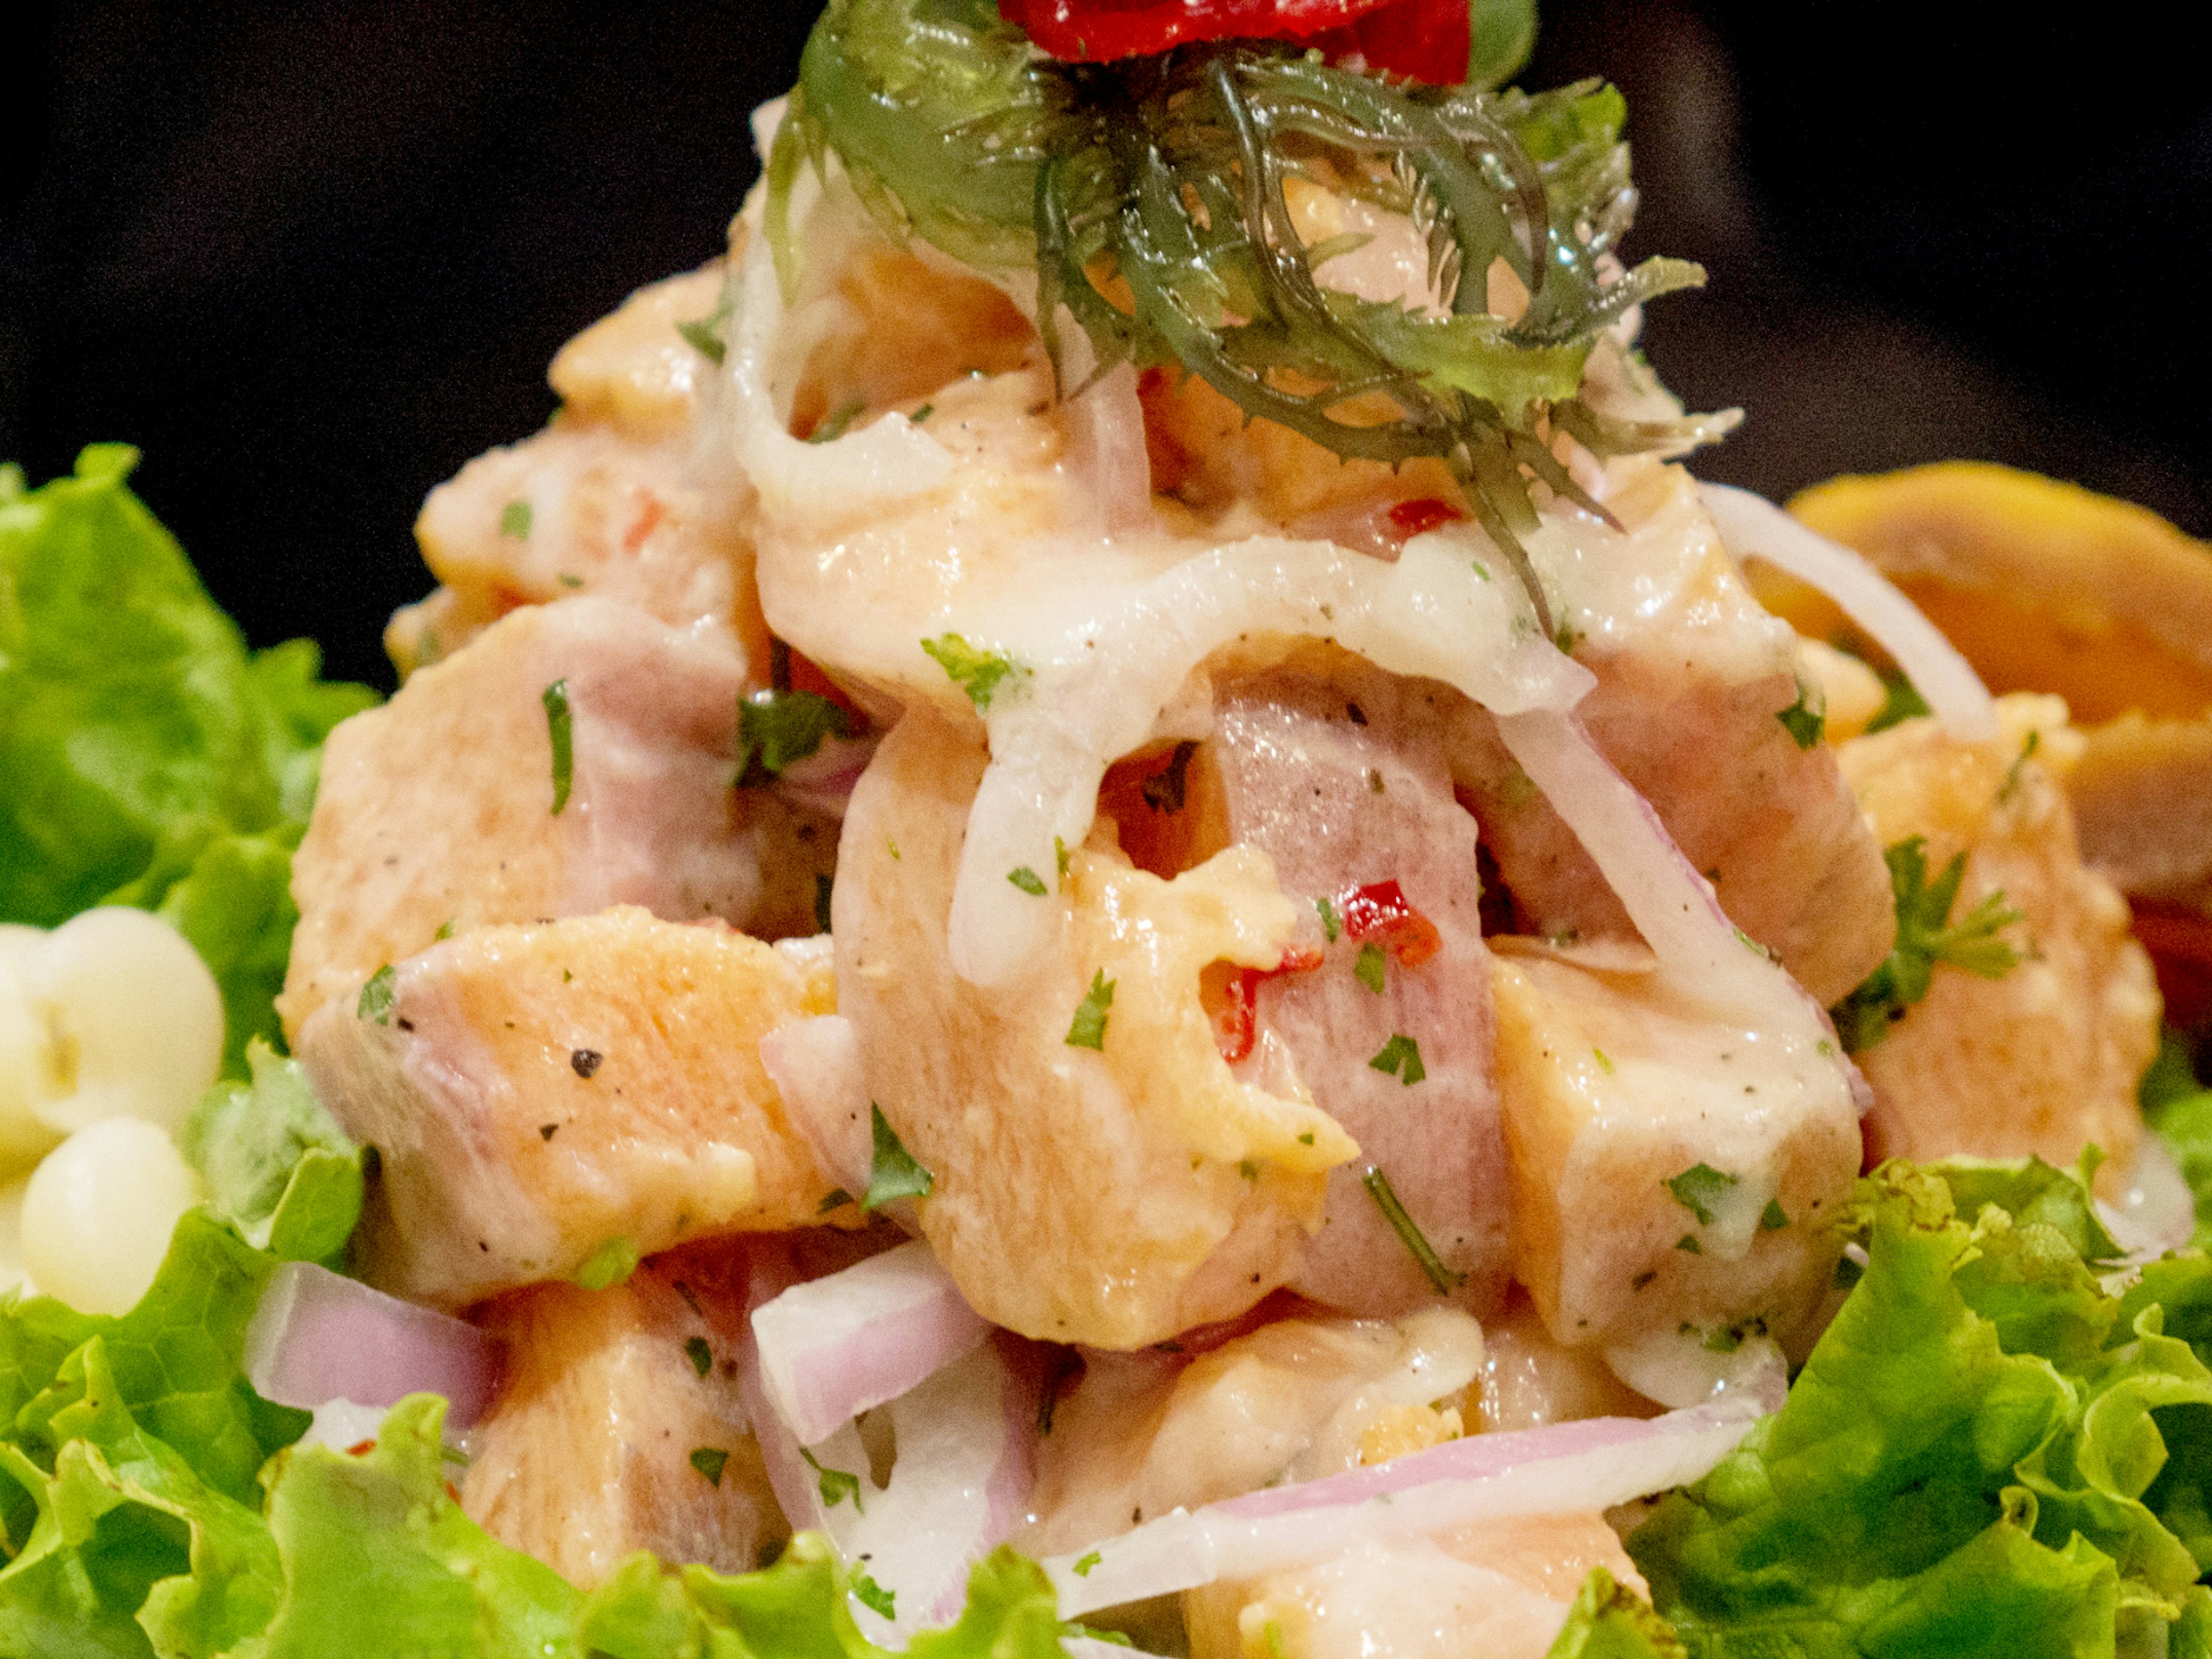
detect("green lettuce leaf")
[1630,1158,2212,1659]
[2143,1034,2212,1253]
[0,445,376,1074]
[181,1043,363,1268]
[1543,1567,1685,1659]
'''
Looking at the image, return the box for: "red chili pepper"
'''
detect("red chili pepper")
[1001,0,1470,84]
[1386,497,1465,539]
[1211,945,1326,1063]
[1336,878,1442,968]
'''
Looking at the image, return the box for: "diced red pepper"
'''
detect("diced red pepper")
[1336,878,1442,968]
[1001,0,1470,84]
[1386,497,1465,539]
[1209,945,1326,1063]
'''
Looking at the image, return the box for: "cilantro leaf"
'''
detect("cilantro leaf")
[1832,836,2023,1052]
[800,1446,865,1512]
[684,1336,713,1378]
[500,498,532,539]
[1354,942,1387,993]
[1007,865,1050,896]
[1867,668,1933,733]
[863,1103,934,1209]
[921,634,1025,712]
[1663,1162,1739,1227]
[356,963,396,1024]
[574,1236,641,1290]
[1361,1165,1464,1294]
[1368,1033,1425,1084]
[1065,970,1115,1051]
[851,1570,896,1619]
[690,1446,731,1487]
[676,293,733,366]
[541,678,574,815]
[737,687,854,785]
[1776,679,1825,749]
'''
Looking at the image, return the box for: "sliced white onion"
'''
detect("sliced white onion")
[1046,1397,1760,1618]
[751,1239,991,1448]
[758,1014,873,1197]
[1697,482,1997,743]
[244,1261,502,1428]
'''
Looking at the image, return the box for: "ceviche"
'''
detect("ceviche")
[9,2,2212,1656]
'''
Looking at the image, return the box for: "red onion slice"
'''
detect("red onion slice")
[777,732,881,820]
[751,1239,993,1448]
[1046,1397,1760,1617]
[759,1015,874,1198]
[1697,482,1998,743]
[243,1261,502,1428]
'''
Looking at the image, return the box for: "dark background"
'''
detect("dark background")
[5,1,2208,690]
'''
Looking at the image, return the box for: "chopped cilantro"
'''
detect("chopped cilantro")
[922,633,1025,710]
[542,679,573,815]
[1008,865,1050,896]
[1761,1198,1789,1231]
[809,399,866,443]
[1593,1047,1616,1075]
[851,1572,896,1619]
[1677,1234,1703,1254]
[357,963,397,1024]
[690,1446,730,1487]
[1316,895,1342,942]
[863,1104,934,1209]
[676,293,732,364]
[1665,1163,1739,1226]
[737,687,854,784]
[1073,1550,1103,1578]
[1238,1159,1260,1181]
[1703,1324,1744,1354]
[1832,836,2023,1052]
[1361,1165,1464,1293]
[557,572,584,588]
[500,498,532,539]
[1998,729,2043,805]
[574,1235,641,1290]
[1777,678,1825,749]
[819,1187,853,1214]
[1066,969,1115,1050]
[1369,1034,1425,1084]
[684,1336,713,1377]
[1866,669,1931,733]
[1354,942,1387,994]
[1056,835,1071,879]
[910,402,934,425]
[801,1446,864,1511]
[815,873,834,934]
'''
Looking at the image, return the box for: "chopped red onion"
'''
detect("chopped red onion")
[758,1015,874,1196]
[1697,482,1998,743]
[751,1239,991,1448]
[1046,1397,1761,1617]
[777,732,881,820]
[243,1261,502,1428]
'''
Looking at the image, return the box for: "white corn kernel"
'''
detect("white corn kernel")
[21,1118,202,1315]
[26,907,225,1135]
[0,926,61,1169]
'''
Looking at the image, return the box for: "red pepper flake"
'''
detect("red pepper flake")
[1336,879,1442,969]
[347,1440,378,1457]
[1386,498,1464,539]
[1208,946,1325,1063]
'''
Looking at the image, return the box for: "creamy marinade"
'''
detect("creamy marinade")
[4,2,2212,1657]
